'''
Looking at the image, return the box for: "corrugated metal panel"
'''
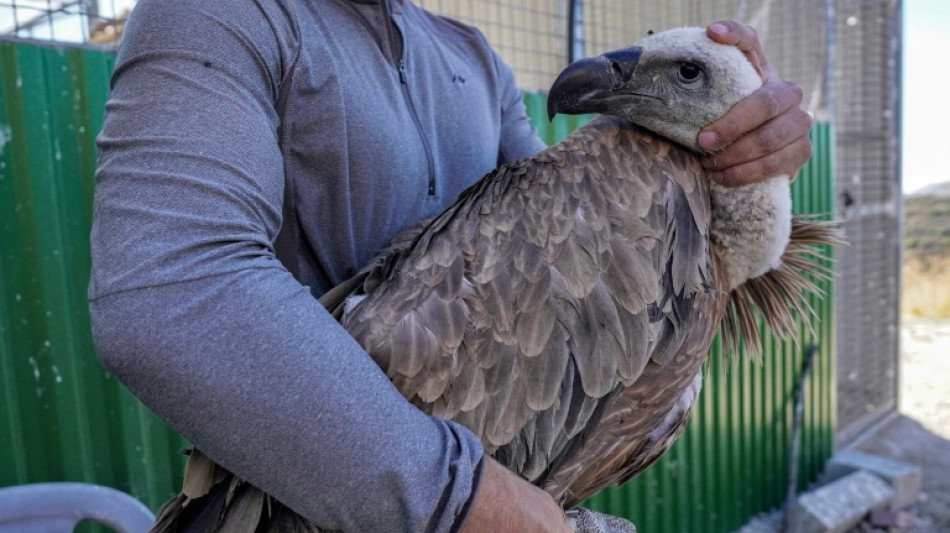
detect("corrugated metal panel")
[0,40,188,511]
[1,41,835,531]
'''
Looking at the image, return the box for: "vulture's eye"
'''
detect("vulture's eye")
[677,63,702,83]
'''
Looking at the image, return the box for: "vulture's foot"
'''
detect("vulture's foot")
[566,508,637,533]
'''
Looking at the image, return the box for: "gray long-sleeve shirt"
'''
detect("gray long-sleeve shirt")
[88,0,546,531]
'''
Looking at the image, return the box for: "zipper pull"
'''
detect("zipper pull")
[398,59,408,84]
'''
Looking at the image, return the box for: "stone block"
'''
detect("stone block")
[788,470,894,533]
[825,450,923,508]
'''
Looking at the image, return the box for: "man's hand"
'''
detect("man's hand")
[698,21,813,187]
[460,457,573,533]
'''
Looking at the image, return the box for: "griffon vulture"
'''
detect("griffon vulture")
[153,27,837,532]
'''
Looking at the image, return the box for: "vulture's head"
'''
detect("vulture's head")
[547,27,762,152]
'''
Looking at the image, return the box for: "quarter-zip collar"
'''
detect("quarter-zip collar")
[342,0,400,64]
[380,0,402,69]
[389,12,438,195]
[343,0,437,195]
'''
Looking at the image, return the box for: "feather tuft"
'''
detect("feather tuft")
[720,216,842,360]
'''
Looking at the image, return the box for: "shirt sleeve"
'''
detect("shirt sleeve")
[88,1,483,531]
[491,49,549,163]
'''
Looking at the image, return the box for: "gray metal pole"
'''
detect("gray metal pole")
[567,0,584,64]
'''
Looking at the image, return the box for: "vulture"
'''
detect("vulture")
[153,27,837,532]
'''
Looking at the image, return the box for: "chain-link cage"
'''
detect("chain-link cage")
[832,0,902,445]
[418,0,833,119]
[0,0,130,44]
[583,0,834,117]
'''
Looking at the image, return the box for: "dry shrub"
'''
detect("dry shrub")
[903,255,950,319]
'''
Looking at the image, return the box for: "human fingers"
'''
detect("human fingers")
[701,106,813,171]
[708,134,813,187]
[698,77,805,153]
[460,457,573,533]
[706,20,774,80]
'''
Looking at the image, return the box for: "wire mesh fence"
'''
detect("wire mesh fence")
[0,0,130,44]
[414,2,566,93]
[417,0,834,118]
[832,0,902,444]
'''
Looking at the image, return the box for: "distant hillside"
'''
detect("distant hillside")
[910,181,950,197]
[904,183,950,319]
[905,182,950,260]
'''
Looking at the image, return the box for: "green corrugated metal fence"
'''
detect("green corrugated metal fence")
[0,41,835,532]
[0,41,188,511]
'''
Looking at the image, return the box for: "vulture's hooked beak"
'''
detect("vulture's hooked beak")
[547,47,643,121]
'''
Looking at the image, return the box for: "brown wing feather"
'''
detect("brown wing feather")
[340,116,711,486]
[542,261,729,506]
[544,219,841,507]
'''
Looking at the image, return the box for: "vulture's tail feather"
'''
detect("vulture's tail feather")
[721,216,842,360]
[150,448,330,533]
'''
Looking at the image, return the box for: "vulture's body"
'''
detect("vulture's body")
[332,116,723,506]
[154,28,836,532]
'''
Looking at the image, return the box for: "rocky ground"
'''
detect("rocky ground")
[891,321,950,439]
[738,320,950,533]
[851,320,950,532]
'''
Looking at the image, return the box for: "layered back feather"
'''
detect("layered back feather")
[338,116,712,483]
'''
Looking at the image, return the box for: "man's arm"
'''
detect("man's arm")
[489,37,550,161]
[460,458,573,533]
[698,21,815,186]
[90,1,484,531]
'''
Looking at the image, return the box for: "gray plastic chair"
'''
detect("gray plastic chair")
[0,482,155,533]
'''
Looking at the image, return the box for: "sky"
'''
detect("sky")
[902,0,950,194]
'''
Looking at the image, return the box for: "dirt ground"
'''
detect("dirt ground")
[851,320,950,532]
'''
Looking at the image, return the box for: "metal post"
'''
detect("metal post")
[784,344,819,531]
[567,0,584,64]
[86,0,99,42]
